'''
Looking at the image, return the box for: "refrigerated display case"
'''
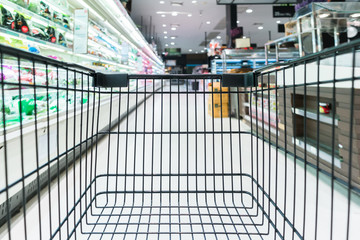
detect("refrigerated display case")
[0,0,164,129]
[211,49,297,74]
[0,0,164,74]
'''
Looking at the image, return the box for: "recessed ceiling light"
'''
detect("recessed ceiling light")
[165,44,169,47]
[201,50,204,53]
[189,49,192,52]
[171,36,176,39]
[171,1,183,6]
[350,13,360,18]
[188,14,192,17]
[164,36,168,39]
[206,21,211,24]
[195,51,198,54]
[246,9,253,13]
[172,12,178,16]
[171,27,177,30]
[163,24,167,27]
[236,20,239,24]
[164,31,167,34]
[161,14,166,17]
[171,42,175,45]
[216,36,221,39]
[243,36,246,39]
[276,20,281,24]
[258,26,264,30]
[192,0,197,3]
[318,13,330,18]
[159,1,165,4]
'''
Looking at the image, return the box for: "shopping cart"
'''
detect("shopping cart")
[1,41,360,240]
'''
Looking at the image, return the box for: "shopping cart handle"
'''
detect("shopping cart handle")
[94,73,129,87]
[222,73,257,87]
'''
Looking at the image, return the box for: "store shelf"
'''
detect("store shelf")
[0,27,71,52]
[2,0,73,35]
[292,107,339,126]
[293,137,342,168]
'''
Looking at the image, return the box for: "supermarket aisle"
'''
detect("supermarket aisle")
[1,82,360,240]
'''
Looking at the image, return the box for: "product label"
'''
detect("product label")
[74,9,89,54]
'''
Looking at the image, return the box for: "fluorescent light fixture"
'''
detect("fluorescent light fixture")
[350,13,360,18]
[258,26,264,30]
[201,50,204,53]
[216,36,221,39]
[165,44,169,46]
[192,0,197,3]
[319,13,330,18]
[171,42,175,45]
[206,21,211,24]
[77,0,104,21]
[171,27,177,30]
[164,31,168,34]
[164,36,168,39]
[172,12,178,16]
[163,24,167,27]
[161,14,166,17]
[189,49,192,52]
[188,14,192,17]
[276,20,281,24]
[243,36,246,38]
[170,36,176,39]
[160,1,165,3]
[246,9,253,13]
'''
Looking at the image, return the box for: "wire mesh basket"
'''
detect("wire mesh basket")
[1,42,360,240]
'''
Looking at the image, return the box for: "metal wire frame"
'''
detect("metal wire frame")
[0,40,360,240]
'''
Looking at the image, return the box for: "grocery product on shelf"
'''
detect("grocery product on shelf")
[9,0,26,8]
[31,24,49,40]
[0,6,14,28]
[13,12,30,34]
[46,26,56,43]
[39,1,51,19]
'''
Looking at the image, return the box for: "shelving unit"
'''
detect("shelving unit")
[265,2,360,63]
[292,107,339,126]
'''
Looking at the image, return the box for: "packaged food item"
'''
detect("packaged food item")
[9,0,27,8]
[53,11,62,23]
[58,33,67,47]
[46,26,56,43]
[40,1,51,20]
[28,2,40,14]
[12,13,30,35]
[0,6,14,29]
[62,14,71,29]
[319,103,331,114]
[31,24,48,40]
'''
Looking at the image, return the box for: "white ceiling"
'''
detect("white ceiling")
[130,0,292,54]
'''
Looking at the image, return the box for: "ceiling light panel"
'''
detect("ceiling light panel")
[171,1,183,6]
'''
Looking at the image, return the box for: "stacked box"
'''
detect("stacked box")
[208,82,230,118]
